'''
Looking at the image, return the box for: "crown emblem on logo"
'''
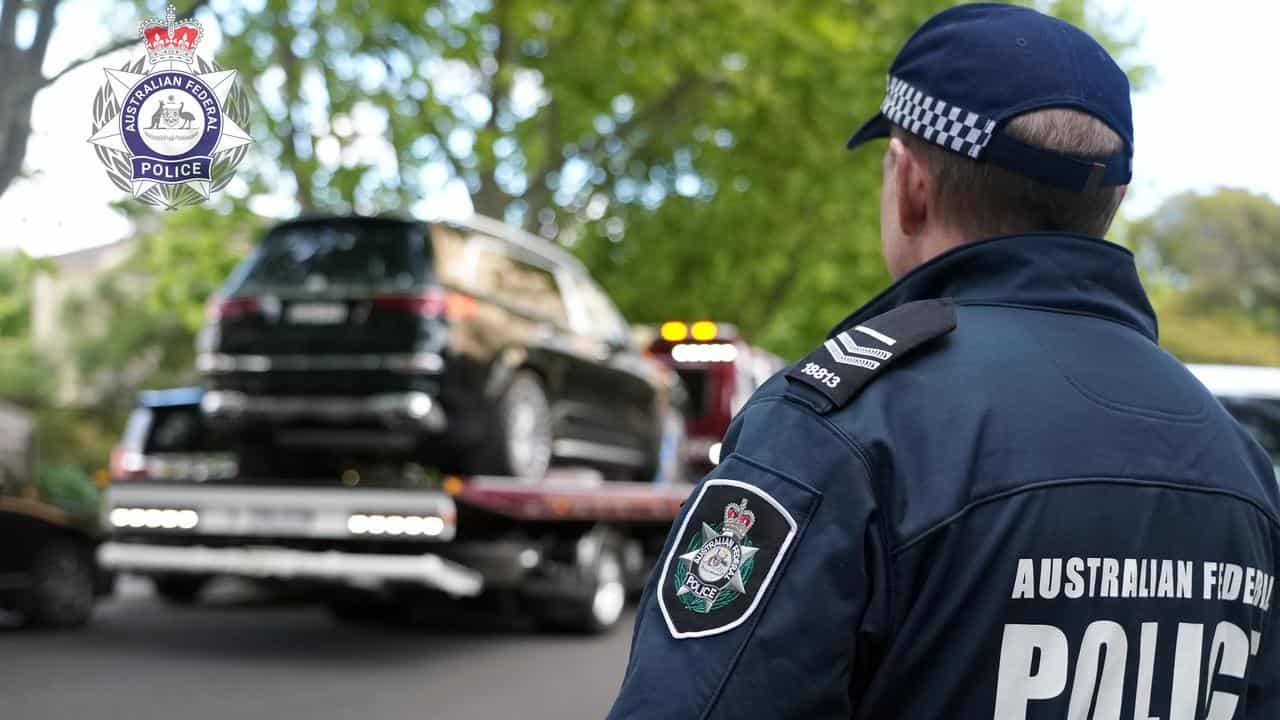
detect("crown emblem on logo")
[722,499,755,539]
[138,5,202,65]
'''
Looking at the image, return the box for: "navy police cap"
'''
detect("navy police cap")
[847,3,1133,192]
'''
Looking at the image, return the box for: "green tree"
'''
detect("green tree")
[61,203,262,413]
[1150,288,1280,367]
[1132,188,1280,333]
[0,249,57,410]
[1129,188,1280,365]
[28,0,1145,409]
[0,249,52,337]
[0,338,55,407]
[201,0,1140,358]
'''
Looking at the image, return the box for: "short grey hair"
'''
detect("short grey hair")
[894,108,1127,239]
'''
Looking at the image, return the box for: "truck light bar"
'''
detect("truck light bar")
[347,513,447,537]
[671,343,738,363]
[110,507,200,530]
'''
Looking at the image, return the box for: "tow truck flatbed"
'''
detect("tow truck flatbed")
[455,474,688,522]
[100,468,692,632]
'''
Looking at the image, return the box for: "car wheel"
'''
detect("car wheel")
[152,574,210,605]
[495,371,553,480]
[534,541,627,635]
[19,537,95,629]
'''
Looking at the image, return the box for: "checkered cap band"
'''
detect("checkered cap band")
[881,75,998,159]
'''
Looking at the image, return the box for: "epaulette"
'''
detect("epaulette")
[785,298,956,410]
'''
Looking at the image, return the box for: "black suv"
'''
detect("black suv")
[196,215,680,481]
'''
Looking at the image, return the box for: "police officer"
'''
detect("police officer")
[609,4,1280,718]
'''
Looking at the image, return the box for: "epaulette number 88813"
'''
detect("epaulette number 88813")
[799,362,840,389]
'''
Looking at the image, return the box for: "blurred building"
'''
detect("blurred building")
[30,239,134,403]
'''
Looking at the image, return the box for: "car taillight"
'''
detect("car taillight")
[372,288,475,319]
[109,446,148,481]
[207,296,260,321]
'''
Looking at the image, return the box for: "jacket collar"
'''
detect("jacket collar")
[830,233,1159,341]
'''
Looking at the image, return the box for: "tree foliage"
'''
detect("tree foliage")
[200,0,1144,357]
[1133,188,1280,334]
[60,203,262,414]
[8,0,1172,437]
[1129,188,1280,365]
[1,1,1149,367]
[0,248,51,337]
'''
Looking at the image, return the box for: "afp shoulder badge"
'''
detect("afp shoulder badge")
[658,479,797,638]
[787,298,956,408]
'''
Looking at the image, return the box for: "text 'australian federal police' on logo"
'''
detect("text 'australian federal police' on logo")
[88,5,251,209]
[659,479,796,639]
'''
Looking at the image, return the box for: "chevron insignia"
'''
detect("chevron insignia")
[785,299,956,410]
[823,328,896,369]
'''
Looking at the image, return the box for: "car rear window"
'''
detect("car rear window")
[125,405,218,453]
[230,221,427,294]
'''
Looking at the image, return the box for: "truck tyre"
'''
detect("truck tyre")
[18,537,95,629]
[152,574,210,605]
[492,371,553,480]
[535,541,627,635]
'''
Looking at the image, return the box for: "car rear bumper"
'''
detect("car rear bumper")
[200,390,447,431]
[98,543,483,597]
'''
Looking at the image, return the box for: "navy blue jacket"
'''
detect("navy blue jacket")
[610,234,1280,719]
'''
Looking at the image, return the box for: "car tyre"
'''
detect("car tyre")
[152,574,210,605]
[18,537,95,629]
[492,371,553,480]
[534,542,627,635]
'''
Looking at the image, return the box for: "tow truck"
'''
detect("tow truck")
[646,321,784,476]
[98,387,690,632]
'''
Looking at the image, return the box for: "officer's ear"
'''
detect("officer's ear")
[888,136,930,238]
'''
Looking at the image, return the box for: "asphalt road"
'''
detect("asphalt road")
[0,578,634,720]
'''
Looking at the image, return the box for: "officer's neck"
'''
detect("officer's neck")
[893,225,972,280]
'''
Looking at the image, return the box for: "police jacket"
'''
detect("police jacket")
[609,234,1280,719]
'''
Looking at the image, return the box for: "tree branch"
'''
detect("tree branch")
[0,97,34,197]
[40,35,135,89]
[275,18,315,213]
[0,0,19,52]
[473,0,514,218]
[520,98,561,220]
[30,0,60,59]
[39,0,210,89]
[483,0,512,134]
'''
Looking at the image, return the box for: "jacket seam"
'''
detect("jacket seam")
[954,300,1155,341]
[698,452,821,720]
[892,476,1280,556]
[732,394,900,673]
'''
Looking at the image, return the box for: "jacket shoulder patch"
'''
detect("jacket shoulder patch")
[786,298,956,409]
